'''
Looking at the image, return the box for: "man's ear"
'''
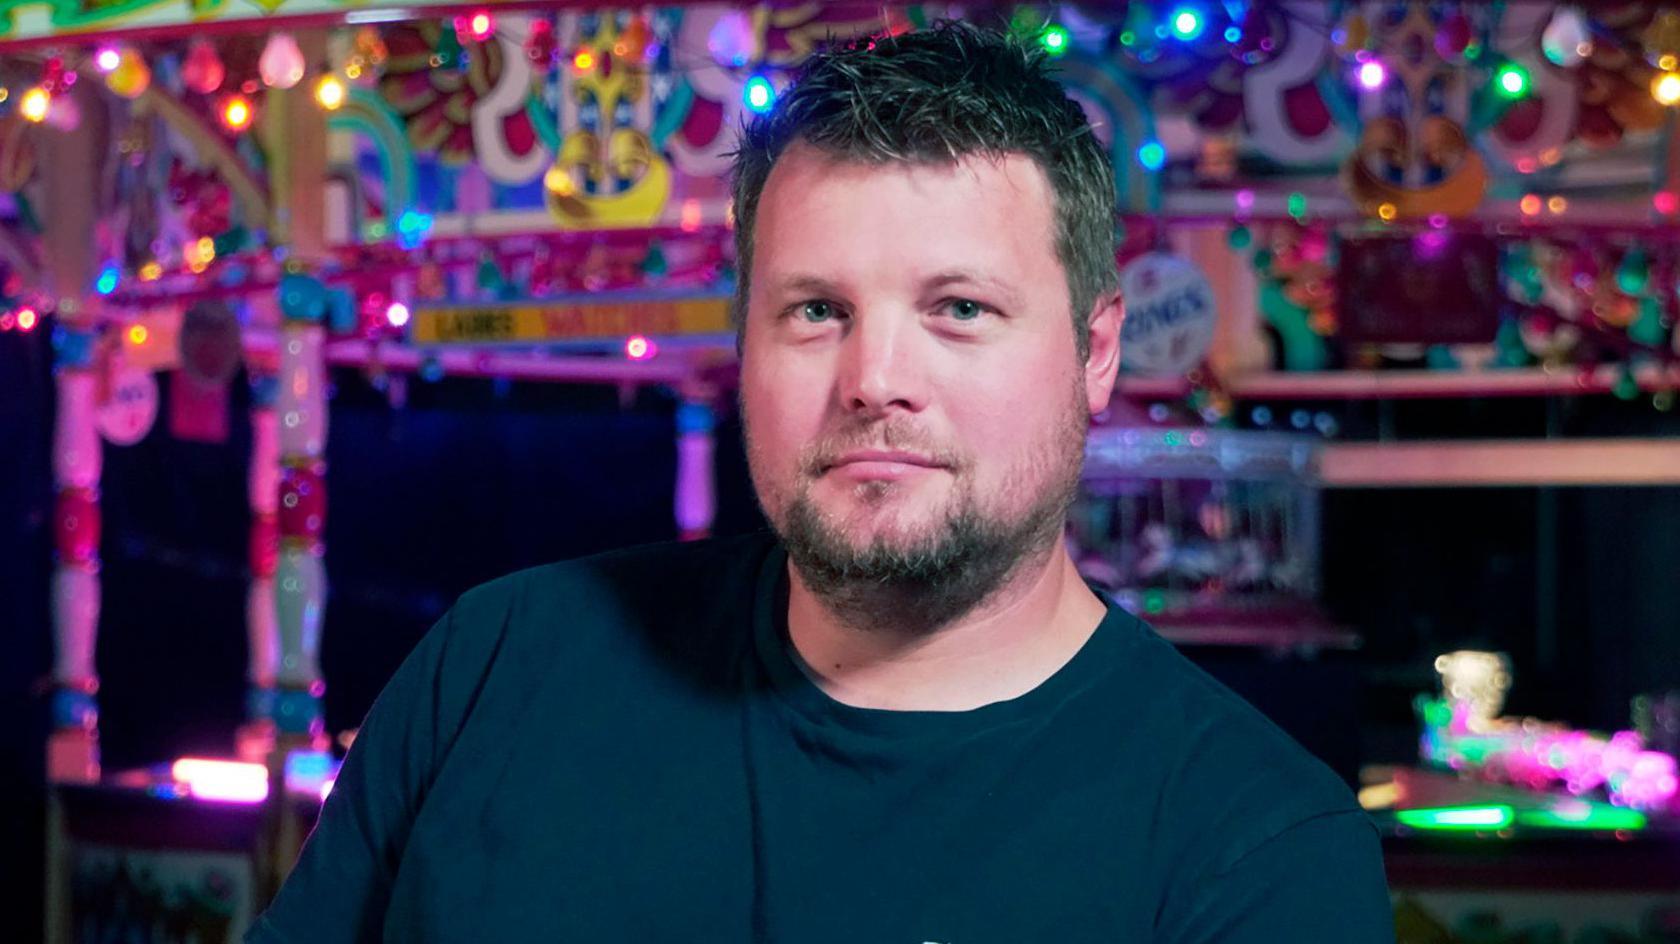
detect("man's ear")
[1083,293,1123,415]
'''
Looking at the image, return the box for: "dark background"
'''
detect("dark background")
[6,324,1680,940]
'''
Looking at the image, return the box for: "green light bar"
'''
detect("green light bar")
[1395,804,1514,831]
[1516,806,1648,832]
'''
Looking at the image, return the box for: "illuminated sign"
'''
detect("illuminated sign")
[407,294,732,347]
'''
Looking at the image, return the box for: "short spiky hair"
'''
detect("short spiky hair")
[729,20,1118,358]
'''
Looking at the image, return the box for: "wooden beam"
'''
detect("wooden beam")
[1321,439,1680,487]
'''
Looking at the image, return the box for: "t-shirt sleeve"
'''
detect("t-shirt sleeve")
[245,608,459,944]
[1155,810,1395,944]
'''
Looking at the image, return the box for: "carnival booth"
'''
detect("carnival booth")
[10,2,1680,941]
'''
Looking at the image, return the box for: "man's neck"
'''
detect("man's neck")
[783,544,1109,712]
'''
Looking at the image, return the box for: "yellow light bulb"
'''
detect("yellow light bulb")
[20,86,50,123]
[313,74,346,111]
[1654,71,1680,106]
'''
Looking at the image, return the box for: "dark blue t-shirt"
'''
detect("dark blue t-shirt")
[248,533,1393,942]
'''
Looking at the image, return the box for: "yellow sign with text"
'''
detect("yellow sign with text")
[409,296,732,346]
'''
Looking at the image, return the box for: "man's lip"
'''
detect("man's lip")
[825,450,945,470]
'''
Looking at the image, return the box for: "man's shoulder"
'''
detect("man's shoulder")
[437,531,779,668]
[1103,613,1364,861]
[458,531,779,616]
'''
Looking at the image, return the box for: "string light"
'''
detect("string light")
[743,75,775,113]
[384,301,410,328]
[19,87,50,123]
[572,48,596,73]
[455,10,495,43]
[1137,140,1166,171]
[93,47,120,73]
[1356,60,1387,90]
[395,209,433,249]
[1169,6,1205,41]
[220,95,254,132]
[313,74,346,111]
[95,266,119,295]
[16,307,37,332]
[625,335,657,361]
[1040,24,1070,56]
[1654,71,1680,106]
[1494,61,1530,99]
[128,325,148,346]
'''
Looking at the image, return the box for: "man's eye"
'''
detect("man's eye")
[800,301,838,323]
[943,299,987,321]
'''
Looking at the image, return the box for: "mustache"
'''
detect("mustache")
[799,419,963,475]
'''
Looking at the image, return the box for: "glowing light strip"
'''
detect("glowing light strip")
[1394,805,1514,831]
[171,757,268,803]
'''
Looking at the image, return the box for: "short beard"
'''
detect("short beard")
[771,404,1087,637]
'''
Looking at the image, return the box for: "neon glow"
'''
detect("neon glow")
[94,47,121,73]
[625,335,656,360]
[127,325,148,345]
[1395,805,1513,831]
[1418,692,1680,812]
[385,302,411,328]
[1137,140,1166,171]
[1518,802,1647,832]
[16,308,37,332]
[743,76,775,113]
[95,266,119,295]
[573,49,596,73]
[172,758,268,803]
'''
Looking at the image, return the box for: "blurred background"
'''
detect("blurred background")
[5,2,1680,942]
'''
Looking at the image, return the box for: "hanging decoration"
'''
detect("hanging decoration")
[1340,4,1488,219]
[259,32,306,89]
[182,38,226,94]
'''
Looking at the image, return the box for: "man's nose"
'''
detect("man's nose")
[835,310,930,416]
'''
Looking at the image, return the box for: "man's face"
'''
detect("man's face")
[740,144,1119,621]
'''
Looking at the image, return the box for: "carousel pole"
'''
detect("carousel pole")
[42,78,108,786]
[673,383,717,541]
[42,76,107,944]
[261,28,331,888]
[238,367,282,761]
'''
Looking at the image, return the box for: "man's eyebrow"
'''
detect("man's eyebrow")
[765,273,847,298]
[924,269,1023,306]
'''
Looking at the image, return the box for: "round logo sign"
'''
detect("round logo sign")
[1118,252,1217,375]
[97,362,159,446]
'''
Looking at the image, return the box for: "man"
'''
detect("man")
[249,22,1393,943]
